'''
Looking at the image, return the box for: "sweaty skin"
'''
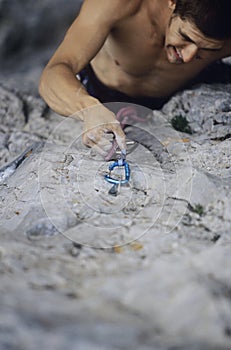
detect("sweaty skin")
[39,0,231,155]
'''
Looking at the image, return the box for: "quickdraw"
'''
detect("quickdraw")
[104,106,142,194]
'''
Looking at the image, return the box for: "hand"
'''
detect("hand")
[81,104,126,157]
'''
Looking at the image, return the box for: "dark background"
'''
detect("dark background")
[0,0,83,87]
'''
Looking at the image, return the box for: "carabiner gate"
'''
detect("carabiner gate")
[104,158,130,185]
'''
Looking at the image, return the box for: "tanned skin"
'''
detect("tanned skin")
[39,0,231,155]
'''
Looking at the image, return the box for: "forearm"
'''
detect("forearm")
[39,62,100,119]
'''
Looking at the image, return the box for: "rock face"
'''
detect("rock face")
[1,81,231,349]
[1,2,231,349]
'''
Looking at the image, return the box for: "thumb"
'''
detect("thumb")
[113,125,127,153]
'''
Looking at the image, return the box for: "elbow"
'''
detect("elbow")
[38,72,56,113]
[38,70,48,101]
[38,68,55,111]
[38,66,65,116]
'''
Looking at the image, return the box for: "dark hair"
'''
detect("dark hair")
[174,0,231,40]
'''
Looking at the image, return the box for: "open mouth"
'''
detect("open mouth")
[173,46,183,61]
[166,45,184,64]
[166,45,184,63]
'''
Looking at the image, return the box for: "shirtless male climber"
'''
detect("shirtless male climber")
[39,0,231,157]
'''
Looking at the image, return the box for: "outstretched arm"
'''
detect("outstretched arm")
[39,0,139,155]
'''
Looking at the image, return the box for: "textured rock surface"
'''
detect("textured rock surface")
[1,1,231,349]
[1,82,231,350]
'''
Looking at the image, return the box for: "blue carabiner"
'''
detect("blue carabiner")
[104,158,130,185]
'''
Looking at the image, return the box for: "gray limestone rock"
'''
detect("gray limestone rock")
[162,84,231,140]
[1,80,231,349]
